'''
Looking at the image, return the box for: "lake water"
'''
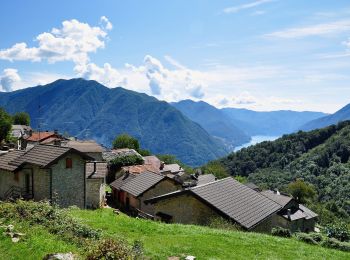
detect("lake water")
[234,135,279,152]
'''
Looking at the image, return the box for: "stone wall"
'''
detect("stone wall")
[51,153,85,208]
[153,194,219,225]
[31,166,50,201]
[86,178,105,208]
[251,214,279,233]
[0,170,21,199]
[140,179,181,215]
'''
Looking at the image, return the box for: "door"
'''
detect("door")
[22,169,33,198]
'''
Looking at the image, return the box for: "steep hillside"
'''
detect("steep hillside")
[222,108,326,136]
[217,121,350,221]
[172,100,250,149]
[0,78,227,166]
[301,103,350,131]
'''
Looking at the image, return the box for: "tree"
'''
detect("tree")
[0,108,12,144]
[202,161,229,179]
[13,112,30,126]
[112,134,140,151]
[287,179,316,203]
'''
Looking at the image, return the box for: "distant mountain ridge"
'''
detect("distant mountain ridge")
[221,108,327,136]
[300,103,350,131]
[172,100,250,149]
[0,78,228,166]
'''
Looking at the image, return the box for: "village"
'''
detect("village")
[0,124,318,234]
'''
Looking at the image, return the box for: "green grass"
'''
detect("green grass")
[0,221,80,260]
[69,208,350,260]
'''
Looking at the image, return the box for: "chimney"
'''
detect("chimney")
[160,161,165,170]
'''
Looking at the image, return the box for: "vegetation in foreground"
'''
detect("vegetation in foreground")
[1,200,349,259]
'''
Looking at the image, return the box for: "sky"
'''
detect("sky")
[0,0,350,113]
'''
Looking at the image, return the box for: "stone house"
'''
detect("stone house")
[0,144,94,208]
[23,131,65,150]
[145,177,283,232]
[260,190,318,233]
[110,171,182,216]
[85,161,107,209]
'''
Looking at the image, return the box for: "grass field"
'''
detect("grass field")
[1,206,349,260]
[69,208,349,260]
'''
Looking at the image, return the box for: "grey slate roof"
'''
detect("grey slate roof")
[299,204,318,219]
[260,190,293,207]
[197,174,216,186]
[86,162,108,179]
[110,174,136,190]
[0,150,26,171]
[244,182,260,191]
[8,144,93,169]
[119,171,165,197]
[146,177,282,230]
[65,140,105,153]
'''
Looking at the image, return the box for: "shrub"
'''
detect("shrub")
[132,240,144,259]
[271,227,292,238]
[208,217,241,231]
[86,239,136,260]
[321,238,350,252]
[0,200,100,241]
[295,233,318,245]
[325,222,350,242]
[309,232,323,243]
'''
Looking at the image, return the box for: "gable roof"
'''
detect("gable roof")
[122,164,159,175]
[161,163,183,174]
[143,156,161,170]
[8,144,93,169]
[260,190,294,208]
[25,132,57,142]
[110,174,136,190]
[146,177,281,230]
[299,204,318,220]
[0,150,26,172]
[65,140,105,153]
[118,171,165,197]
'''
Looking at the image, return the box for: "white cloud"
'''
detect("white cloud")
[100,16,113,30]
[232,91,257,105]
[0,17,111,66]
[266,20,350,38]
[223,0,274,14]
[0,68,21,92]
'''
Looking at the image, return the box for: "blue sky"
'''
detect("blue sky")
[0,0,350,112]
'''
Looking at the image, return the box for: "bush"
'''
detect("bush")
[0,200,100,241]
[86,239,136,260]
[271,227,292,238]
[309,232,323,243]
[321,238,350,252]
[325,222,350,242]
[295,233,318,245]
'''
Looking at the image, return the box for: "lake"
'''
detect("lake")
[234,135,279,152]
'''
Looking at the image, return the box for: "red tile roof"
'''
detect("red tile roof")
[26,132,56,142]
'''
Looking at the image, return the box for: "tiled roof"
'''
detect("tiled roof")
[0,150,26,171]
[110,174,136,190]
[161,164,183,174]
[197,174,216,186]
[299,204,318,219]
[244,182,260,191]
[143,156,161,170]
[9,144,93,169]
[86,162,108,179]
[122,164,159,174]
[260,190,293,207]
[120,171,164,197]
[25,132,56,142]
[147,177,281,230]
[65,140,105,153]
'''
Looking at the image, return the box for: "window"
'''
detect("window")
[66,158,73,169]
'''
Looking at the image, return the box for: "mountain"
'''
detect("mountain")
[222,108,327,136]
[172,100,250,149]
[0,78,228,166]
[301,103,350,131]
[214,121,350,222]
